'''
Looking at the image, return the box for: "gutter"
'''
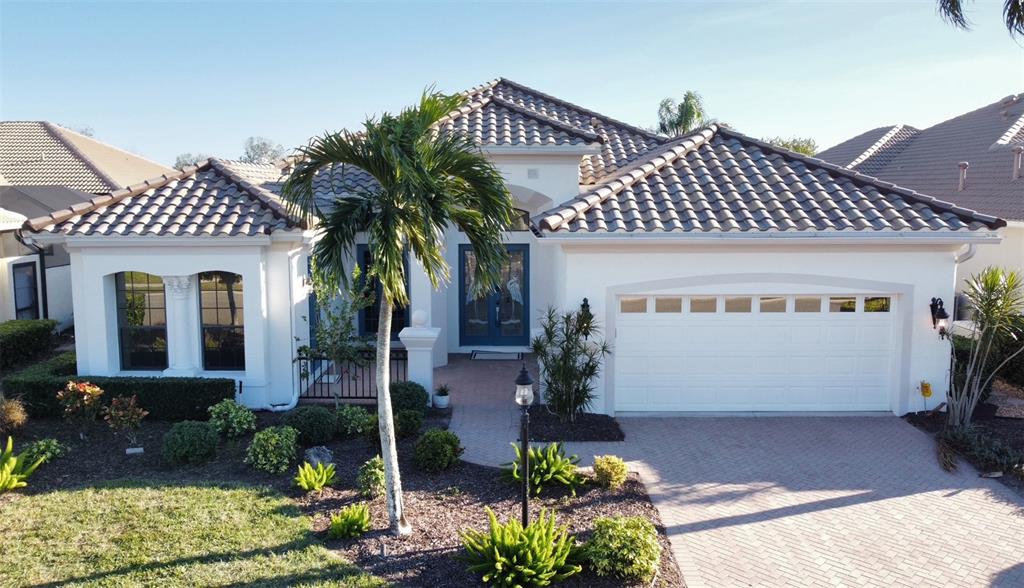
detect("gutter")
[539,231,1003,246]
[955,244,977,264]
[14,230,49,319]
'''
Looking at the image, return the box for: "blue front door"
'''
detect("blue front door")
[459,244,529,346]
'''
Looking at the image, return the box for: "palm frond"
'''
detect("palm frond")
[1005,0,1024,36]
[938,0,970,29]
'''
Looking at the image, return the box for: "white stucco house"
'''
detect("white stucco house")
[21,79,1006,416]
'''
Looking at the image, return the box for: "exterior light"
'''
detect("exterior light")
[930,297,950,340]
[514,363,533,526]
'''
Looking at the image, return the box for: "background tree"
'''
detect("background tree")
[240,136,285,164]
[281,90,515,535]
[173,153,209,169]
[937,0,1024,37]
[657,91,708,136]
[764,136,818,156]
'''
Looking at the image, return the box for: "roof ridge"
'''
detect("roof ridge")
[716,126,1005,230]
[488,96,603,143]
[207,158,304,228]
[847,124,913,169]
[536,126,718,232]
[52,123,174,174]
[494,78,666,142]
[24,162,209,232]
[434,94,495,129]
[993,108,1024,148]
[41,121,120,191]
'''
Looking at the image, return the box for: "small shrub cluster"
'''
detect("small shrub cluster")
[57,381,104,432]
[592,455,628,489]
[940,426,1024,475]
[208,399,256,438]
[459,508,581,586]
[413,429,462,473]
[390,381,428,415]
[328,504,371,539]
[583,516,662,583]
[0,398,28,434]
[357,455,385,498]
[506,442,584,496]
[284,405,336,446]
[162,421,219,465]
[0,436,44,493]
[294,461,336,493]
[363,414,380,448]
[245,426,299,474]
[0,319,57,371]
[335,404,374,438]
[21,438,67,464]
[395,409,423,438]
[103,395,148,446]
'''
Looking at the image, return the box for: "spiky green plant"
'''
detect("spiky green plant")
[459,508,581,587]
[294,461,336,493]
[0,437,44,493]
[328,504,372,539]
[505,442,584,497]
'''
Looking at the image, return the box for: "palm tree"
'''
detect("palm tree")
[937,0,1024,37]
[281,90,515,535]
[657,91,707,137]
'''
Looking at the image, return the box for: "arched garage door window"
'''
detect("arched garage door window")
[199,271,245,371]
[115,272,167,370]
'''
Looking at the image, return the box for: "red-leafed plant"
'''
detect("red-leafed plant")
[104,395,149,447]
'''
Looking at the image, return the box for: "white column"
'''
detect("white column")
[163,275,200,376]
[399,309,440,406]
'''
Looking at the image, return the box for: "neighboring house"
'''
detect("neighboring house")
[817,94,1024,287]
[22,79,1005,415]
[0,121,175,328]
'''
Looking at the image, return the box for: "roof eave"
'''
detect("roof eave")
[538,230,1003,246]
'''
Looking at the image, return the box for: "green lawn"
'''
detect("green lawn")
[0,481,382,587]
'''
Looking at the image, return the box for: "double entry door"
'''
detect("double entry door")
[458,244,529,346]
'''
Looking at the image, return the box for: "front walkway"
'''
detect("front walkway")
[439,355,1024,587]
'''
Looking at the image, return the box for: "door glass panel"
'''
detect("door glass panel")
[864,297,891,312]
[462,251,490,338]
[12,263,39,320]
[724,296,752,313]
[655,297,682,313]
[690,297,717,313]
[620,297,647,313]
[829,296,856,312]
[795,296,822,312]
[497,250,526,337]
[760,296,787,313]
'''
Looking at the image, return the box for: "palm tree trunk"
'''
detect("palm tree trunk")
[375,296,411,535]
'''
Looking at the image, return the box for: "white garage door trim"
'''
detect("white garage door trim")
[612,292,899,412]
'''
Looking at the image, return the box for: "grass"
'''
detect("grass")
[0,481,382,587]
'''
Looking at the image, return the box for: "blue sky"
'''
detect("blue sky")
[2,0,1021,166]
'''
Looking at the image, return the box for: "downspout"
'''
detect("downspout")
[955,244,977,264]
[14,230,49,319]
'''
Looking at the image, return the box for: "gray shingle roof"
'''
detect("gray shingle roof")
[816,94,1024,220]
[440,94,601,147]
[537,125,1003,234]
[26,159,300,237]
[0,121,174,193]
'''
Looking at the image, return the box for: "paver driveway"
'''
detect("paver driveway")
[441,357,1024,587]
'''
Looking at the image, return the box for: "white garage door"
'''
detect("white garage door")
[613,293,897,412]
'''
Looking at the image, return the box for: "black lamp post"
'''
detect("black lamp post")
[514,363,534,526]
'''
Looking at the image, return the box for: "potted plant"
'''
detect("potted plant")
[104,395,149,455]
[434,384,451,409]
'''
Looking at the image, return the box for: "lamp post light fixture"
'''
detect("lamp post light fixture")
[514,363,534,527]
[930,297,950,340]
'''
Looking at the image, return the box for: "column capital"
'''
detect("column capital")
[164,275,195,299]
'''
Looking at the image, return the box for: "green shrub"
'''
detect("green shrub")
[103,395,148,446]
[0,437,44,493]
[294,461,336,493]
[592,455,628,489]
[21,438,67,465]
[583,516,661,583]
[413,429,462,473]
[208,399,256,438]
[940,426,1024,472]
[162,421,219,465]
[245,426,299,474]
[459,508,581,586]
[356,455,385,498]
[0,319,57,371]
[1,352,234,419]
[531,304,611,422]
[0,398,28,434]
[395,409,423,439]
[363,414,381,449]
[284,405,336,446]
[328,504,372,539]
[57,381,104,433]
[505,442,584,497]
[335,404,374,438]
[390,381,428,415]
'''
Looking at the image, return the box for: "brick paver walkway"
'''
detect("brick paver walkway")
[440,355,1024,587]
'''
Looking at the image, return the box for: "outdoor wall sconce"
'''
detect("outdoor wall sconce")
[930,297,949,339]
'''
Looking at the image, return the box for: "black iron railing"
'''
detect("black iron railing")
[296,348,409,401]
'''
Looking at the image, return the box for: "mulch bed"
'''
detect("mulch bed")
[528,409,625,442]
[11,407,682,587]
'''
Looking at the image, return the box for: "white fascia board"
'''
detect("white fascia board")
[1004,220,1024,229]
[25,229,310,249]
[481,144,601,156]
[538,230,1003,246]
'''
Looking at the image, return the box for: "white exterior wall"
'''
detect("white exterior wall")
[555,242,969,416]
[63,235,310,410]
[957,222,1024,288]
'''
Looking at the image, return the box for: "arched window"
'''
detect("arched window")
[115,272,167,370]
[199,271,245,371]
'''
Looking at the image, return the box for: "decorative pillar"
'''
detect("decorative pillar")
[398,309,440,406]
[163,275,200,376]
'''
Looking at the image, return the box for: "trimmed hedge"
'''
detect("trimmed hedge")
[0,319,58,371]
[1,352,234,420]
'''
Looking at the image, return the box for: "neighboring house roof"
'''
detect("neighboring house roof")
[0,122,175,193]
[1,185,98,231]
[25,159,301,237]
[537,125,1003,234]
[816,94,1024,220]
[0,206,26,232]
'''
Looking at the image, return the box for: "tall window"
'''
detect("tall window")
[199,271,245,371]
[12,262,39,320]
[115,272,167,370]
[357,246,408,339]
